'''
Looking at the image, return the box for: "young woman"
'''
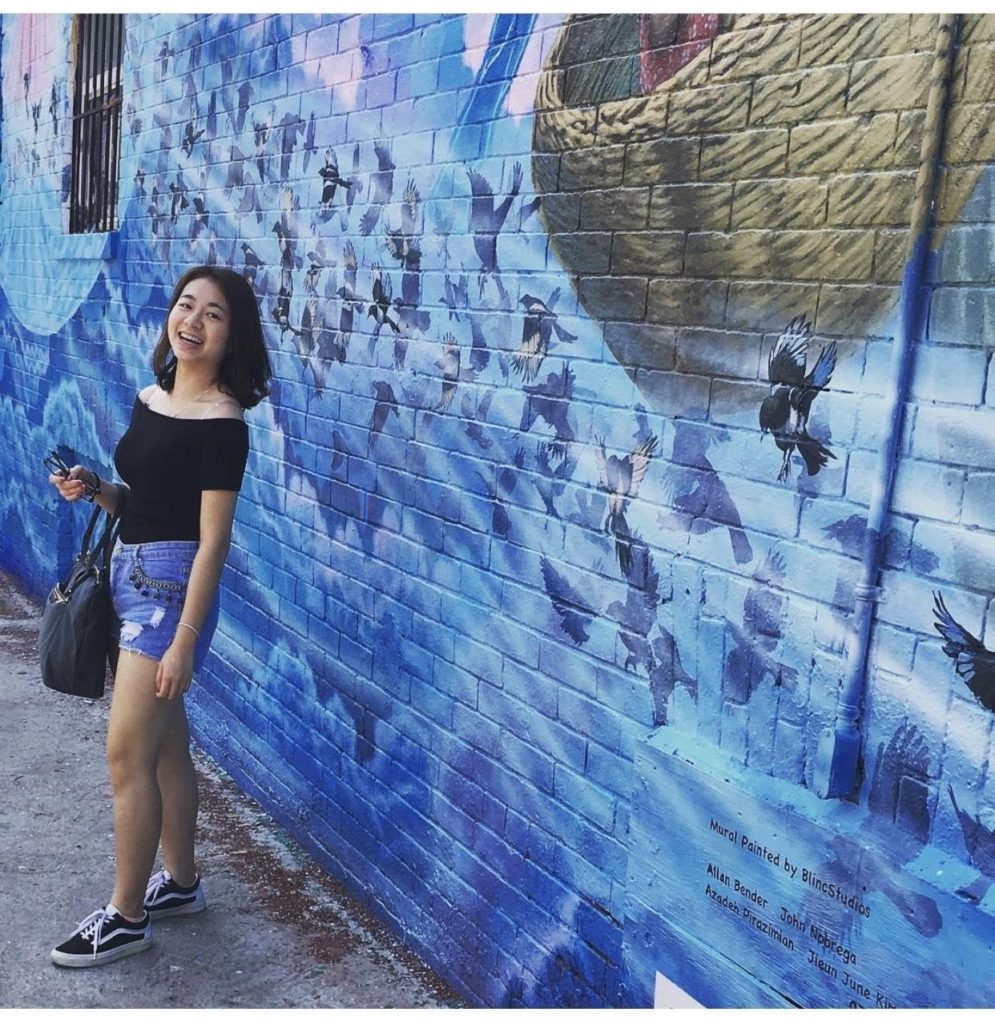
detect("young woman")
[47,266,271,967]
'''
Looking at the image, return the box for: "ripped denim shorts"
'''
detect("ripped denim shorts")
[109,540,219,671]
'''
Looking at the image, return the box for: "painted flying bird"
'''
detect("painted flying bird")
[521,364,577,446]
[467,160,522,290]
[157,125,173,173]
[148,186,163,238]
[272,218,298,272]
[432,202,454,261]
[225,144,247,193]
[759,316,837,482]
[467,314,491,377]
[168,175,188,224]
[337,282,364,322]
[462,390,494,450]
[435,336,461,412]
[272,270,301,339]
[189,29,203,71]
[724,606,798,702]
[594,433,659,576]
[183,73,200,119]
[649,628,699,720]
[746,551,787,634]
[360,141,395,236]
[31,101,41,136]
[617,616,656,676]
[220,69,236,131]
[933,591,995,713]
[297,296,319,366]
[238,182,262,225]
[181,120,203,156]
[337,240,362,335]
[318,150,345,211]
[206,90,218,141]
[391,328,410,371]
[368,264,399,338]
[303,240,331,296]
[331,428,355,472]
[253,107,275,182]
[126,102,141,137]
[279,112,305,179]
[607,554,661,644]
[236,81,253,134]
[158,40,174,78]
[541,556,597,646]
[368,381,399,453]
[384,179,422,272]
[948,785,995,903]
[792,432,836,479]
[512,289,578,383]
[49,82,59,135]
[441,273,470,321]
[342,144,363,229]
[533,440,574,518]
[206,231,219,267]
[189,187,209,240]
[520,195,542,224]
[321,326,348,368]
[324,260,339,301]
[658,422,753,566]
[134,166,146,197]
[303,112,317,173]
[392,259,430,339]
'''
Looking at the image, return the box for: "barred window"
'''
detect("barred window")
[69,13,123,233]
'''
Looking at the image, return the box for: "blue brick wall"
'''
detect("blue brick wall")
[3,11,995,1009]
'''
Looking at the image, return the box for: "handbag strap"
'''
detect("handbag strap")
[89,507,122,569]
[64,506,121,583]
[99,515,123,567]
[77,503,104,559]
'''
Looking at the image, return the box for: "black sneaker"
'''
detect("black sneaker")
[144,868,206,920]
[51,905,152,967]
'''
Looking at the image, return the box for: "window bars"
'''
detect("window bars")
[69,14,123,233]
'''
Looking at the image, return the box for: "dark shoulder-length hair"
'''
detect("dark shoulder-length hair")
[152,266,272,409]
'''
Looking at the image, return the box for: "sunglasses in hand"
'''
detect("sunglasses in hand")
[44,451,99,501]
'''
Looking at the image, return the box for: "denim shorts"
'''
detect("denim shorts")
[109,540,219,671]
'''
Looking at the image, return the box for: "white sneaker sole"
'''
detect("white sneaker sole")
[147,891,206,920]
[50,933,152,968]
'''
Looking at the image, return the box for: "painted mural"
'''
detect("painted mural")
[1,11,994,1009]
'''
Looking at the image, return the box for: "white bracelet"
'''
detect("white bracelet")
[177,621,201,639]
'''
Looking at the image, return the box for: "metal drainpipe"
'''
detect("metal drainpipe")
[813,13,962,799]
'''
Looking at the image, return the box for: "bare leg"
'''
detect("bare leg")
[157,704,199,887]
[106,650,185,918]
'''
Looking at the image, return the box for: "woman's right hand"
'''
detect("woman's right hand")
[49,465,94,502]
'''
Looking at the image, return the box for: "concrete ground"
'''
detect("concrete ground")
[0,572,464,1009]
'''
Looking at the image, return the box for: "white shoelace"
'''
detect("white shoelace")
[145,869,170,902]
[76,907,114,956]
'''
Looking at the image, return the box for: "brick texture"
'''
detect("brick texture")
[0,10,994,1012]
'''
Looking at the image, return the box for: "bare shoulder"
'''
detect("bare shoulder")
[138,383,157,405]
[206,397,246,422]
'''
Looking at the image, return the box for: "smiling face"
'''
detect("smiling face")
[166,275,231,374]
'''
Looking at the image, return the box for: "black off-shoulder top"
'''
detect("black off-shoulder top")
[113,395,249,544]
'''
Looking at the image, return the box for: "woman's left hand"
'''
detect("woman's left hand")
[155,641,195,700]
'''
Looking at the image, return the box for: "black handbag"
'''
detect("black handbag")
[39,505,121,698]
